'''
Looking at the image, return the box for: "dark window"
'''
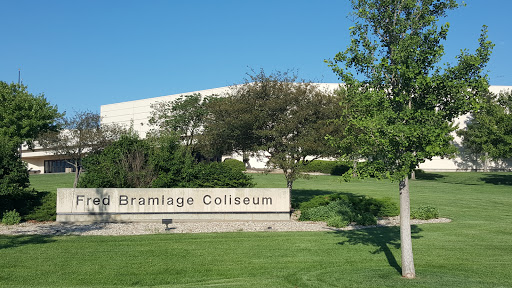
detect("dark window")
[44,160,75,173]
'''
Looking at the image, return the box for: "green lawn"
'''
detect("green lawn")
[0,172,511,287]
[29,173,75,193]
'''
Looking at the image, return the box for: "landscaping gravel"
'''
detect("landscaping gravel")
[0,217,451,236]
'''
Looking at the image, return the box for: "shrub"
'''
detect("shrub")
[326,215,351,228]
[298,193,400,227]
[349,196,399,217]
[330,163,353,176]
[2,209,21,225]
[355,212,378,226]
[223,158,246,171]
[0,188,44,220]
[374,197,400,217]
[299,200,354,228]
[186,162,254,188]
[24,192,57,221]
[300,160,351,176]
[79,134,155,188]
[298,195,331,211]
[411,205,439,220]
[0,137,30,197]
[80,134,254,189]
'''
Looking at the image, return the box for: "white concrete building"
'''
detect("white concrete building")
[22,84,512,173]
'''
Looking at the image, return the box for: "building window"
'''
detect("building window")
[44,160,75,173]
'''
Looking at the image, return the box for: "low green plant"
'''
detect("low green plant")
[223,158,246,171]
[411,205,439,220]
[300,160,351,176]
[355,212,378,226]
[298,195,331,211]
[373,197,400,217]
[2,209,21,225]
[299,200,354,228]
[298,193,399,227]
[188,162,254,188]
[80,135,254,188]
[326,215,351,228]
[24,192,57,221]
[349,196,399,217]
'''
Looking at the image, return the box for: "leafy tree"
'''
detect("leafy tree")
[0,81,60,217]
[0,81,61,147]
[0,136,29,197]
[149,93,210,148]
[457,90,512,171]
[327,0,492,278]
[329,88,367,177]
[79,133,254,188]
[202,70,341,193]
[149,134,197,188]
[38,111,126,188]
[79,134,156,188]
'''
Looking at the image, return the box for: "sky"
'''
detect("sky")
[1,0,511,116]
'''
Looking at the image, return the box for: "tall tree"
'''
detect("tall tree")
[38,111,125,188]
[457,90,512,171]
[0,81,60,200]
[327,0,492,278]
[0,136,29,197]
[203,70,341,194]
[149,93,210,148]
[0,81,61,147]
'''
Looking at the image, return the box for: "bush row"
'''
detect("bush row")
[299,193,400,227]
[300,160,386,177]
[299,193,440,228]
[300,160,351,176]
[78,134,254,189]
[2,136,253,224]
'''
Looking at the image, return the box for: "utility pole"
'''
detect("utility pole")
[18,68,23,159]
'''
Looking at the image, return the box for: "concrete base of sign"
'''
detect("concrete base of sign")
[56,213,291,223]
[57,188,291,223]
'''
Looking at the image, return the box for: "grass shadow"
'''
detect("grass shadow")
[414,172,445,181]
[0,234,56,250]
[331,225,423,275]
[480,174,512,186]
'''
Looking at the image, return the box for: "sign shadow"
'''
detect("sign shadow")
[0,234,56,250]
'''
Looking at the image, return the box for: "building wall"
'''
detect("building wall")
[418,86,512,172]
[100,86,236,137]
[100,84,512,172]
[21,145,72,174]
[22,84,512,173]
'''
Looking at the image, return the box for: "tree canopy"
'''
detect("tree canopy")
[0,81,61,199]
[0,136,29,197]
[202,70,341,192]
[327,0,493,278]
[37,111,126,188]
[457,90,512,171]
[0,81,61,147]
[79,133,254,189]
[149,93,210,149]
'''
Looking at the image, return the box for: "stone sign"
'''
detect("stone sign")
[57,188,290,223]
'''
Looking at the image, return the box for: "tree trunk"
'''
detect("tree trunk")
[483,152,489,172]
[352,159,358,177]
[73,166,81,188]
[287,179,293,211]
[399,177,416,279]
[243,152,251,169]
